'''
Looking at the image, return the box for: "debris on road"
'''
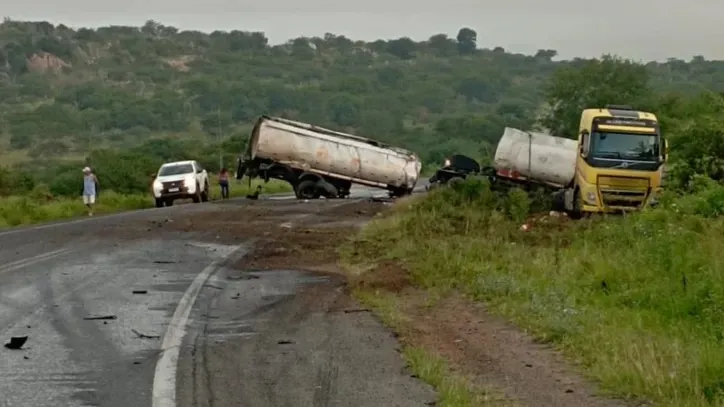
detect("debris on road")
[4,336,28,350]
[131,329,160,339]
[153,260,176,264]
[227,274,259,280]
[342,308,371,314]
[132,290,148,294]
[370,196,394,203]
[231,293,241,299]
[277,339,294,345]
[204,284,223,290]
[83,315,117,321]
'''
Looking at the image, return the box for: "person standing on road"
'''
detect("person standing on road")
[218,167,230,199]
[82,167,99,216]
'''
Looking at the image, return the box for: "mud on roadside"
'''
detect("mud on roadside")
[349,261,629,407]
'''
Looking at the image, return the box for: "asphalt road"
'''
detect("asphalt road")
[0,183,433,407]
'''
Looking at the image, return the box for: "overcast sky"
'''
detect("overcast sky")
[3,0,722,61]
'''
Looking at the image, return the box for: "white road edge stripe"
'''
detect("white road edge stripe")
[151,245,246,407]
[0,248,73,274]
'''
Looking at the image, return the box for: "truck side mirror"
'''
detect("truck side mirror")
[579,130,589,157]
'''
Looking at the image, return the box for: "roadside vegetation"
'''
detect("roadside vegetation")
[0,179,289,227]
[343,57,724,406]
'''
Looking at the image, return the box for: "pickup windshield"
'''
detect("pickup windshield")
[158,163,194,176]
[590,131,659,161]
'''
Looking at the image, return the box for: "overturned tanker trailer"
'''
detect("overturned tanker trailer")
[236,116,423,199]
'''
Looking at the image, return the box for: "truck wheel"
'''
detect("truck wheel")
[165,199,174,207]
[296,180,321,199]
[155,198,164,208]
[192,183,202,203]
[201,182,209,202]
[569,189,583,220]
[448,176,464,186]
[390,187,409,197]
[316,180,338,199]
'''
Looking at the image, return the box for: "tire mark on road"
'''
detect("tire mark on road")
[0,248,74,274]
[152,245,247,407]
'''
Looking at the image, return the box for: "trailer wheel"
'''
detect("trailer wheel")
[295,180,321,199]
[316,180,338,199]
[448,176,465,186]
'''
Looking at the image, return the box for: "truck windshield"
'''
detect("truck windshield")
[158,163,194,176]
[590,131,659,161]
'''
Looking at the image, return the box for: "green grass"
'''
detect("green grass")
[0,179,292,228]
[0,190,152,227]
[343,177,724,407]
[355,290,511,406]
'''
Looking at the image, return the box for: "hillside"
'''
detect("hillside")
[0,18,723,196]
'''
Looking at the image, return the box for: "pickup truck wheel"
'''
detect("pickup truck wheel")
[155,198,164,208]
[201,182,209,202]
[165,199,174,207]
[192,183,202,203]
[296,180,321,199]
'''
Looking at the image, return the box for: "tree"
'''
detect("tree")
[426,34,455,56]
[541,54,651,137]
[386,37,416,60]
[456,27,477,55]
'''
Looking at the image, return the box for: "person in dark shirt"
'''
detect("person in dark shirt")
[218,168,230,199]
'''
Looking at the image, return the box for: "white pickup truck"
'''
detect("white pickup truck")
[151,160,210,207]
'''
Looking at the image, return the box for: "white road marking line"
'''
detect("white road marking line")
[0,248,73,274]
[151,245,246,407]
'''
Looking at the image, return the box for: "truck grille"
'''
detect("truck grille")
[162,180,185,193]
[597,176,649,209]
[599,189,647,208]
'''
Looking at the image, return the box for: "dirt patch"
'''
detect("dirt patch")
[349,261,413,293]
[352,261,629,407]
[238,226,356,271]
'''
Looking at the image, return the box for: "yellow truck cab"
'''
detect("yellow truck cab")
[564,105,669,216]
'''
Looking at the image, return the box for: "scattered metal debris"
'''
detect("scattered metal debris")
[83,315,117,321]
[277,339,294,345]
[204,284,223,290]
[342,308,371,314]
[131,329,160,339]
[153,260,176,264]
[4,336,28,350]
[228,274,259,280]
[132,290,148,294]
